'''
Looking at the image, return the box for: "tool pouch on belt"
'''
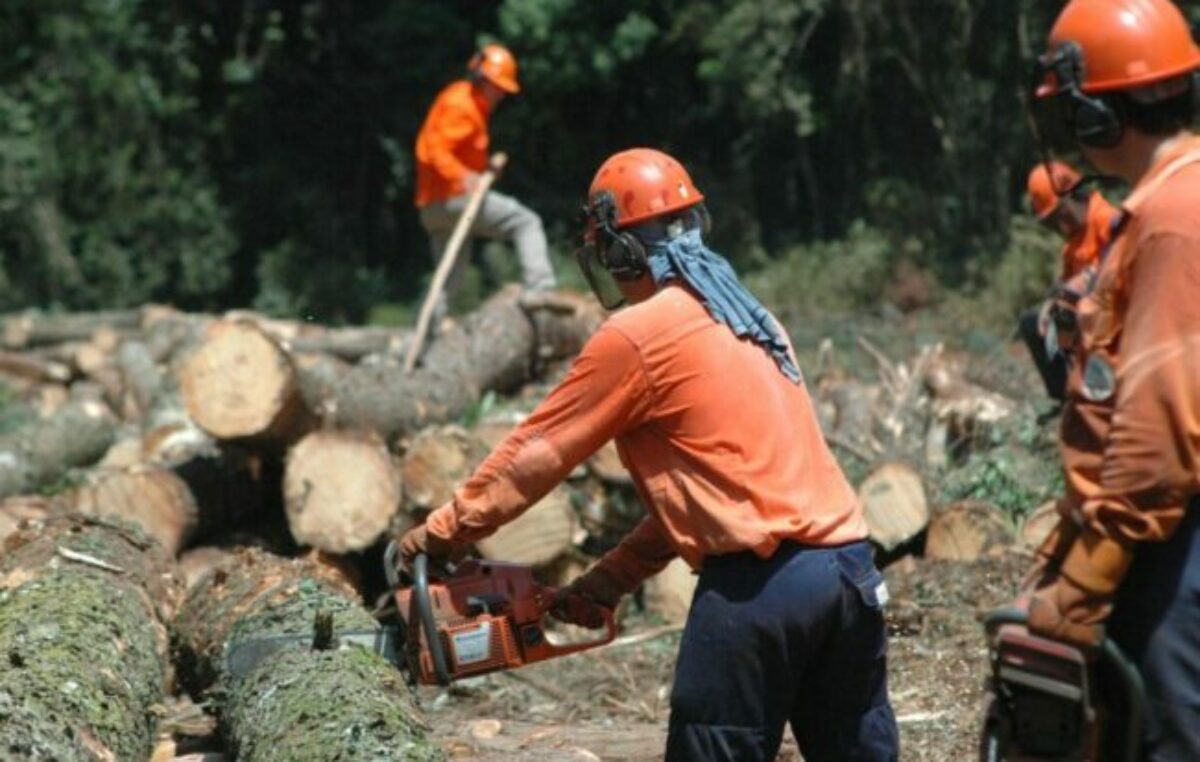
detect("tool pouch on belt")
[834,543,889,610]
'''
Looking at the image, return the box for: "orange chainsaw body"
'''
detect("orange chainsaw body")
[394,558,616,685]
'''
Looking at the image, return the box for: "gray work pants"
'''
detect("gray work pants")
[419,190,556,317]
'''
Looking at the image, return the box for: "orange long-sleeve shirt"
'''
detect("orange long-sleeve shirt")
[414,80,491,208]
[1061,191,1118,280]
[426,285,868,592]
[1060,136,1200,545]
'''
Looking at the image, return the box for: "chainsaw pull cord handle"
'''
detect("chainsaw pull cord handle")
[984,607,1147,762]
[413,553,453,686]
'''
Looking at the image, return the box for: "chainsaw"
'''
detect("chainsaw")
[979,608,1148,762]
[225,549,617,686]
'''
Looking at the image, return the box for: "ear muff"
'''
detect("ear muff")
[588,192,649,281]
[1045,42,1125,149]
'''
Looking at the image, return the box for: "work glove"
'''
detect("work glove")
[550,565,626,630]
[397,524,463,567]
[1017,508,1082,600]
[1027,526,1134,652]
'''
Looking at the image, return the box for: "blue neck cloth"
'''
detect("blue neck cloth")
[643,227,801,384]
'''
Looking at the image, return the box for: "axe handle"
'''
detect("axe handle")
[404,153,508,372]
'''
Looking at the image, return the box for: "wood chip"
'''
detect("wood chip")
[57,545,126,573]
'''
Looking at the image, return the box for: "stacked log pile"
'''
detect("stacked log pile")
[0,290,1063,759]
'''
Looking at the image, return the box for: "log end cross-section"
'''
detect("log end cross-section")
[179,320,311,444]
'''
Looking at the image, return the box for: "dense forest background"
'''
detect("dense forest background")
[2,1,1197,324]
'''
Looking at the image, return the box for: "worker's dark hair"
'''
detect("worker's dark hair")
[1114,86,1197,136]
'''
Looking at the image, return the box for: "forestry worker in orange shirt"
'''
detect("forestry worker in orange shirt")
[1023,0,1200,758]
[399,148,899,762]
[414,44,556,318]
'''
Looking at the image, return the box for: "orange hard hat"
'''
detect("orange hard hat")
[470,44,520,94]
[1027,161,1082,219]
[587,148,705,229]
[1039,0,1200,96]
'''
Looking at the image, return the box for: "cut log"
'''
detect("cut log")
[65,465,200,557]
[399,425,576,564]
[475,486,577,566]
[857,462,929,552]
[0,516,178,761]
[173,549,442,761]
[291,351,351,419]
[2,308,141,349]
[178,319,315,445]
[331,287,601,440]
[923,500,1016,561]
[115,339,168,421]
[1019,500,1061,550]
[178,546,236,592]
[643,558,698,625]
[284,429,401,553]
[0,399,118,499]
[588,441,632,485]
[399,426,489,513]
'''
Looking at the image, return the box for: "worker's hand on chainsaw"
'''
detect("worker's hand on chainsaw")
[398,524,461,566]
[1026,524,1133,652]
[550,566,625,629]
[1016,510,1082,603]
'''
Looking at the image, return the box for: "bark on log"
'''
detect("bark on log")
[2,308,141,349]
[174,549,443,761]
[0,400,118,499]
[65,465,200,557]
[923,500,1015,561]
[857,462,929,551]
[0,349,71,384]
[178,319,316,445]
[0,516,178,761]
[331,288,601,440]
[284,429,401,553]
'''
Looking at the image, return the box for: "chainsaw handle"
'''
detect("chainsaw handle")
[535,605,618,659]
[413,553,453,686]
[984,607,1147,762]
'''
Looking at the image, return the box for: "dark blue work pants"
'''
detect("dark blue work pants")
[665,540,899,761]
[1106,507,1200,762]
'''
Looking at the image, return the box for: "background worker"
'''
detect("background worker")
[1021,0,1200,758]
[399,148,898,762]
[1018,160,1118,402]
[414,43,556,319]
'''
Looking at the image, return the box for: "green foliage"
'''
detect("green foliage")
[744,222,896,318]
[941,451,1062,522]
[0,0,1086,317]
[0,0,235,310]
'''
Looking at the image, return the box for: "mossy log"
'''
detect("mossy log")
[0,516,178,761]
[0,400,118,499]
[174,549,443,761]
[331,288,601,440]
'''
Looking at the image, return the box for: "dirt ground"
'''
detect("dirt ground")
[423,551,1028,761]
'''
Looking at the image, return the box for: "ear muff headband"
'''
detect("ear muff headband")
[1042,42,1124,149]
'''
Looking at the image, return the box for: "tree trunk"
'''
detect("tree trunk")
[0,400,118,499]
[284,429,402,553]
[331,288,600,440]
[0,349,71,384]
[857,461,929,552]
[178,319,316,446]
[2,308,141,349]
[174,549,443,761]
[0,516,178,761]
